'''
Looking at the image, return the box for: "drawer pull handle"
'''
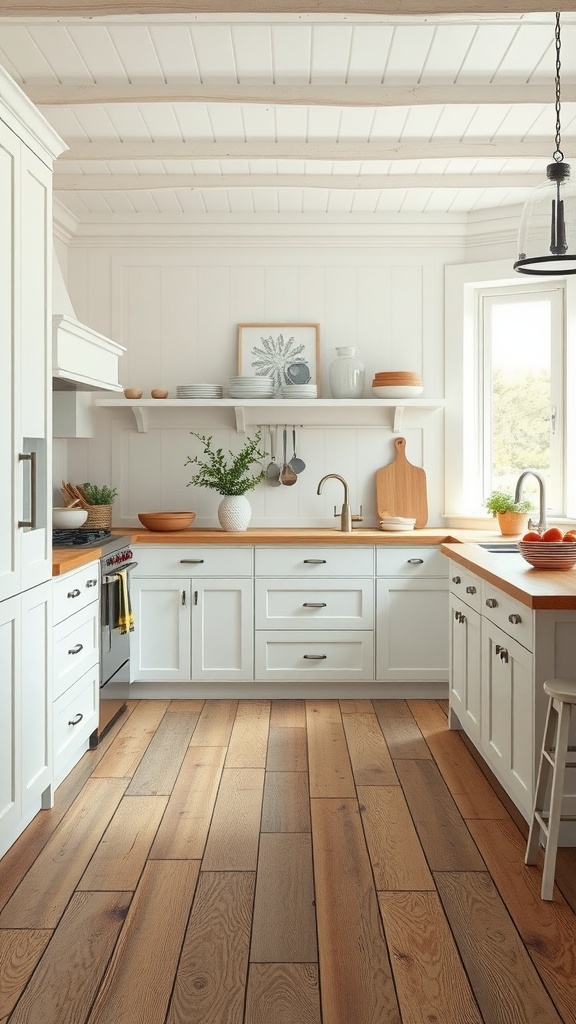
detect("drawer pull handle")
[67,589,81,599]
[407,558,424,564]
[68,643,83,655]
[451,576,461,584]
[465,585,477,595]
[303,559,327,564]
[495,644,503,654]
[182,590,186,606]
[303,602,327,608]
[180,559,204,564]
[486,598,498,608]
[303,654,327,660]
[68,713,83,726]
[86,579,98,588]
[500,648,509,663]
[508,613,522,624]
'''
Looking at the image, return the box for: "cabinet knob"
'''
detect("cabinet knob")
[68,713,83,726]
[303,654,327,660]
[86,579,98,588]
[67,588,81,599]
[451,576,461,584]
[68,643,83,655]
[486,598,498,608]
[508,613,522,624]
[465,585,477,595]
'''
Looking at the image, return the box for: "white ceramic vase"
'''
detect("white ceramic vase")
[217,494,252,532]
[329,346,365,398]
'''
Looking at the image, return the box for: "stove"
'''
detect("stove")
[53,528,113,548]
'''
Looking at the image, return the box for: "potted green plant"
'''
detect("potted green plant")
[185,432,267,531]
[79,482,119,529]
[484,489,534,536]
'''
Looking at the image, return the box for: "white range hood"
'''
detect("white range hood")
[52,251,125,392]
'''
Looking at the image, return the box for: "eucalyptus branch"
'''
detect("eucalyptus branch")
[185,432,267,496]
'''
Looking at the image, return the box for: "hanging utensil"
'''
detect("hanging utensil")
[288,427,305,474]
[265,425,281,486]
[280,427,297,486]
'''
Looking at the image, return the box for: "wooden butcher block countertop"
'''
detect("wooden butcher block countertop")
[441,541,576,610]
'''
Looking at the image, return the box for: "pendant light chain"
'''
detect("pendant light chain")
[554,11,564,162]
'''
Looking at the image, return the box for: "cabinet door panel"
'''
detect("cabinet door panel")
[131,578,191,682]
[20,581,52,810]
[449,594,481,743]
[192,578,253,682]
[0,123,18,603]
[0,595,19,839]
[376,579,449,682]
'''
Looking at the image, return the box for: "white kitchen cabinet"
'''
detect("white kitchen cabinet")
[0,581,53,860]
[131,572,253,684]
[375,547,449,688]
[448,592,481,744]
[254,630,374,682]
[255,578,374,630]
[52,561,100,787]
[481,619,533,815]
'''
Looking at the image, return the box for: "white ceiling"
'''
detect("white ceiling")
[1,7,575,225]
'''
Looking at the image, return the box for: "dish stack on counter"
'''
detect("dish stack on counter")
[176,384,223,399]
[371,371,423,398]
[227,376,276,398]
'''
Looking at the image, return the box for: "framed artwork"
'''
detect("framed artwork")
[238,323,320,392]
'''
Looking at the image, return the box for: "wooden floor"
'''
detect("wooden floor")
[1,698,576,1024]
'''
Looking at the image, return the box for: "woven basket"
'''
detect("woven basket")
[83,504,113,530]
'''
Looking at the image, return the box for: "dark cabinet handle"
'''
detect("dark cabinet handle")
[18,451,37,528]
[68,713,83,726]
[180,559,204,564]
[466,586,477,595]
[182,590,186,606]
[68,643,83,655]
[86,579,98,588]
[303,559,327,564]
[486,598,498,608]
[451,576,461,584]
[508,613,522,624]
[67,589,81,599]
[303,602,327,608]
[303,654,327,660]
[500,649,509,663]
[407,558,424,564]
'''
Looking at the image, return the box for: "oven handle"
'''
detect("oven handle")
[102,560,139,584]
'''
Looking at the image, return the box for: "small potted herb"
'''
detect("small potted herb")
[484,490,533,536]
[185,432,267,531]
[80,482,118,529]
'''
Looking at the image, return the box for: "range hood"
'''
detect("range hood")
[52,251,125,392]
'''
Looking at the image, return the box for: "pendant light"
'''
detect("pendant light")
[514,12,576,276]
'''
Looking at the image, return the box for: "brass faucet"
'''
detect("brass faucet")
[514,468,547,533]
[317,473,362,532]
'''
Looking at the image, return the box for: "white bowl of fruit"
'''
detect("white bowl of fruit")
[518,527,576,569]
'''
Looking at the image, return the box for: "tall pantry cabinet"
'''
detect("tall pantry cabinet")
[0,65,66,859]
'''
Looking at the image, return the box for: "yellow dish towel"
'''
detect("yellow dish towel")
[116,569,134,634]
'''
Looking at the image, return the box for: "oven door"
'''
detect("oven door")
[100,560,138,688]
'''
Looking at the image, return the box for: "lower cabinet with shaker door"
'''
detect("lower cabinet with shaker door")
[448,592,481,744]
[131,576,253,683]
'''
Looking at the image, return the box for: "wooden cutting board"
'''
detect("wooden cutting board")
[375,436,428,528]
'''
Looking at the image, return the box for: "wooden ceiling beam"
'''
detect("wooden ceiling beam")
[53,171,540,191]
[0,2,571,16]
[25,82,574,108]
[59,140,553,162]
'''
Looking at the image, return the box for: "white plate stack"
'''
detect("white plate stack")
[379,516,416,531]
[176,384,223,399]
[281,384,318,399]
[228,376,276,398]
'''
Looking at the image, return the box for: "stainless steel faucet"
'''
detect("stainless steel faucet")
[514,469,547,533]
[317,473,357,532]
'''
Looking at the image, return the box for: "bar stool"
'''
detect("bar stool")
[525,678,576,900]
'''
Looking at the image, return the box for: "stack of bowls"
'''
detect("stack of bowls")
[281,383,317,399]
[372,371,423,398]
[517,540,576,570]
[228,376,275,398]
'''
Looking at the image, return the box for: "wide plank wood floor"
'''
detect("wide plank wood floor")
[1,697,576,1024]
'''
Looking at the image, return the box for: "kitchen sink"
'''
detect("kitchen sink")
[477,543,520,553]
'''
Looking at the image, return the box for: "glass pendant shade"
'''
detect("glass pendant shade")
[514,161,576,276]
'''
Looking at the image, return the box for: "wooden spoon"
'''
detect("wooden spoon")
[280,428,297,486]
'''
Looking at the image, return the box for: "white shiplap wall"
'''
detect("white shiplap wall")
[60,236,455,528]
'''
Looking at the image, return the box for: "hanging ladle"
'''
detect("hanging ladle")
[288,428,305,475]
[280,427,297,486]
[265,426,281,486]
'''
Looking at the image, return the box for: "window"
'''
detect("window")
[480,286,564,515]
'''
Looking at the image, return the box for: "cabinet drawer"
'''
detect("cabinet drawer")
[53,665,98,773]
[133,546,252,578]
[255,630,374,681]
[53,561,99,624]
[448,561,482,612]
[255,579,374,629]
[53,601,99,700]
[254,546,374,578]
[376,546,446,578]
[482,582,534,651]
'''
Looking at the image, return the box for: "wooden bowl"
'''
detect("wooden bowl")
[124,388,143,399]
[150,388,169,399]
[138,512,196,531]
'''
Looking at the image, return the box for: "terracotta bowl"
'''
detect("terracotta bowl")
[518,540,576,570]
[138,511,196,531]
[151,388,169,399]
[124,388,143,399]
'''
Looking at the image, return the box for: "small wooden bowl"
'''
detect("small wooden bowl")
[151,388,169,399]
[124,388,143,399]
[138,512,196,531]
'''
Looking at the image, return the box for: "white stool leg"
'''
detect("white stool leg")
[525,697,556,866]
[540,700,571,900]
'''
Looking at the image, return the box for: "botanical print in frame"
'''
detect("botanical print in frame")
[238,323,320,392]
